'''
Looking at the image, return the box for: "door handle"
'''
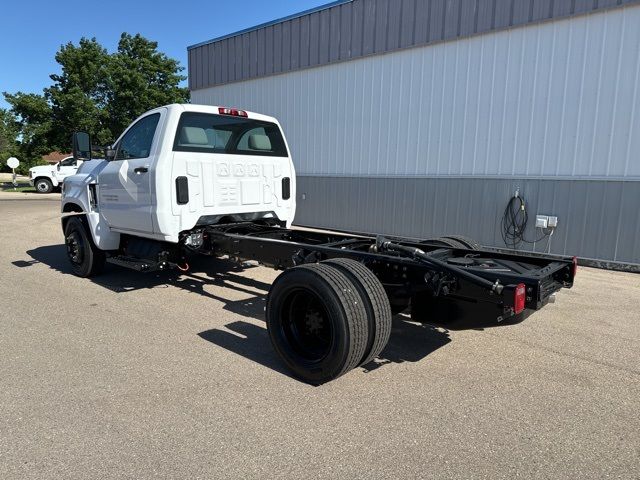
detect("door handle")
[134,167,149,174]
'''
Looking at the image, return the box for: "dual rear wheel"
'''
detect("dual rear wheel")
[266,258,392,385]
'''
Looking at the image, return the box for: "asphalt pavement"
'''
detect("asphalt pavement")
[0,197,638,479]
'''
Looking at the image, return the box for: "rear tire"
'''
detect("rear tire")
[35,178,53,194]
[441,235,481,250]
[322,258,392,366]
[266,263,368,384]
[422,236,467,249]
[64,216,105,277]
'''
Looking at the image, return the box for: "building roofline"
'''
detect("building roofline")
[187,0,351,50]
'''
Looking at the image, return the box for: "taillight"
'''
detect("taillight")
[572,256,578,277]
[218,107,248,117]
[514,283,526,314]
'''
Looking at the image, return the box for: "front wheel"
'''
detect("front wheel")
[34,178,53,194]
[64,216,105,277]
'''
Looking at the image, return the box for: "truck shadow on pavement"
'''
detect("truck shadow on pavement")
[21,243,451,381]
[21,244,270,321]
[198,316,451,379]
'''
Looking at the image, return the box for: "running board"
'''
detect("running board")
[106,255,160,272]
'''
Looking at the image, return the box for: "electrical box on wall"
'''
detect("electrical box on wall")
[536,215,559,229]
[536,215,549,229]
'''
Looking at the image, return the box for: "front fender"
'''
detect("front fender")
[32,175,59,187]
[62,174,120,251]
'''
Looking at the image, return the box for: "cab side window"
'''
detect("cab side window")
[59,157,77,167]
[116,113,160,160]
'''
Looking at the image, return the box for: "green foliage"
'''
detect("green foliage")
[106,34,190,138]
[3,33,189,173]
[46,37,111,147]
[1,96,51,173]
[0,109,19,172]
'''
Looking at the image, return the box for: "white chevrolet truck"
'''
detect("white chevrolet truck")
[62,103,576,384]
[30,156,82,193]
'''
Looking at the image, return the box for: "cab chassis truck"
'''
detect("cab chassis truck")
[61,104,577,384]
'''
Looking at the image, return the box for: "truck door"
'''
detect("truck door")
[98,112,162,234]
[55,157,80,183]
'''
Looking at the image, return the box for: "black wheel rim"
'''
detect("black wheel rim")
[65,231,84,265]
[281,288,333,362]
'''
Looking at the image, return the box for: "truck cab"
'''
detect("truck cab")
[30,156,81,193]
[62,103,296,251]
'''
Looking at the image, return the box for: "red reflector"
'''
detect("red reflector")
[514,283,526,314]
[571,256,578,277]
[218,107,248,117]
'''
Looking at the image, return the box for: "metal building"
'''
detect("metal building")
[188,0,640,266]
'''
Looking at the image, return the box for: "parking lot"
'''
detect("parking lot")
[1,196,638,479]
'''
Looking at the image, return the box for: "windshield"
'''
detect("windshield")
[173,112,288,157]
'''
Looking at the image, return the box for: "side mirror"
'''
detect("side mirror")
[72,132,92,161]
[56,163,61,171]
[105,148,116,160]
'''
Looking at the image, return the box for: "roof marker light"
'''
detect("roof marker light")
[218,107,248,117]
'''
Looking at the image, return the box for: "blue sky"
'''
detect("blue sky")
[0,0,330,109]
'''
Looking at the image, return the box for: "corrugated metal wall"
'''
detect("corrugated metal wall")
[188,0,640,91]
[190,4,640,264]
[192,6,640,180]
[295,176,640,264]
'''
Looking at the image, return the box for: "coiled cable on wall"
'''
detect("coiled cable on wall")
[501,193,548,250]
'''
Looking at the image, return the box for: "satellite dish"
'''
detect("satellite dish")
[6,157,19,169]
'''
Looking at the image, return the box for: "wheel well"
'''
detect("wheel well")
[62,203,85,230]
[33,176,52,184]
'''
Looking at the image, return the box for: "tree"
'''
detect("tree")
[45,38,111,147]
[0,109,19,172]
[3,93,53,173]
[3,32,189,172]
[106,33,189,138]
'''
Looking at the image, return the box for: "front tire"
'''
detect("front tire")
[266,263,368,384]
[64,216,105,277]
[35,178,53,194]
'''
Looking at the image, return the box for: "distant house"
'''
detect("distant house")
[42,151,71,164]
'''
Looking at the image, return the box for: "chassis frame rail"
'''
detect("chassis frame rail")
[199,223,575,323]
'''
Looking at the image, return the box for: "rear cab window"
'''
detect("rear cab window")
[173,112,288,157]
